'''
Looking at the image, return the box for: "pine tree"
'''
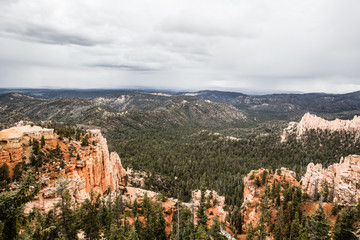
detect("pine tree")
[41,135,45,147]
[246,222,255,240]
[298,215,308,240]
[233,208,243,234]
[209,215,223,240]
[308,204,331,240]
[132,199,139,216]
[183,219,195,240]
[255,176,261,187]
[195,224,207,240]
[0,163,10,188]
[0,170,40,240]
[154,204,167,240]
[128,225,140,240]
[80,192,101,240]
[196,189,208,229]
[55,178,79,240]
[275,182,281,207]
[262,170,268,185]
[12,163,23,182]
[290,212,300,240]
[257,194,269,240]
[273,208,285,240]
[332,207,357,240]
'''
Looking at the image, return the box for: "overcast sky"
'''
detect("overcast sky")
[0,0,359,94]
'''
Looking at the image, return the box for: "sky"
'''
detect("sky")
[0,0,360,94]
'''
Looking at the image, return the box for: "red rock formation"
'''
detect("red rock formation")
[0,124,127,212]
[301,154,360,205]
[241,168,299,232]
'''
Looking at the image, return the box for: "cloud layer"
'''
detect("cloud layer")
[0,0,360,93]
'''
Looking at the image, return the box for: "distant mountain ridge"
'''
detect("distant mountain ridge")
[1,89,360,123]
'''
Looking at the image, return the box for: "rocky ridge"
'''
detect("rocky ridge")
[281,112,360,141]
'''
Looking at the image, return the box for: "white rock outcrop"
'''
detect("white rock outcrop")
[301,155,360,204]
[281,112,360,141]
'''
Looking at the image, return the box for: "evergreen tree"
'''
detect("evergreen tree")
[183,219,195,240]
[132,199,139,216]
[255,176,261,187]
[209,215,225,240]
[196,189,208,229]
[0,170,40,240]
[41,135,45,147]
[331,202,340,215]
[332,207,357,240]
[80,193,101,240]
[275,182,281,207]
[195,224,207,240]
[257,194,269,240]
[246,222,255,240]
[0,163,10,188]
[154,204,167,240]
[12,163,23,182]
[290,212,300,240]
[322,182,330,202]
[128,225,140,240]
[55,178,79,240]
[232,208,243,234]
[298,215,308,240]
[273,208,285,240]
[308,204,331,240]
[134,215,142,238]
[261,170,268,185]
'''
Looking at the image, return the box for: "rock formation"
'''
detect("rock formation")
[281,112,360,141]
[301,154,360,205]
[0,124,127,212]
[241,168,299,231]
[0,125,55,173]
[189,189,227,224]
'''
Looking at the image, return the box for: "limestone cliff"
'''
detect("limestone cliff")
[281,112,360,141]
[301,155,360,205]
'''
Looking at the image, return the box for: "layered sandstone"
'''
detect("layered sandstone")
[0,124,127,212]
[0,125,55,175]
[281,112,360,141]
[301,155,360,205]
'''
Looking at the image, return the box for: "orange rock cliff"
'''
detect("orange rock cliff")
[0,124,127,212]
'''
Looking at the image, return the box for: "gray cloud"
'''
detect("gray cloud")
[0,0,360,93]
[91,64,161,72]
[0,21,102,46]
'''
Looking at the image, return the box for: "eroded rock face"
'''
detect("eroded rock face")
[0,124,127,212]
[241,168,299,231]
[0,125,55,174]
[281,112,360,141]
[301,155,360,205]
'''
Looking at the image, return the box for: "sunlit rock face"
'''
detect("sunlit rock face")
[301,155,360,205]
